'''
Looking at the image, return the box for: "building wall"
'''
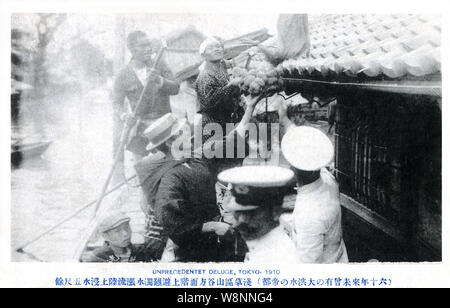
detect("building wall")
[334,90,441,261]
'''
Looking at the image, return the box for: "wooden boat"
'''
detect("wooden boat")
[11,140,52,166]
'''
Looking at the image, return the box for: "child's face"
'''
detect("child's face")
[103,222,132,248]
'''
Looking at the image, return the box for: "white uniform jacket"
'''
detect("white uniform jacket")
[292,169,348,263]
[244,225,301,263]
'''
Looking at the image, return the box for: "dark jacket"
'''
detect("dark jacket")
[134,156,189,261]
[153,159,245,262]
[112,60,180,156]
[195,61,240,130]
[135,155,187,211]
[113,60,180,119]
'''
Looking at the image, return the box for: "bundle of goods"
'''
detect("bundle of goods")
[229,61,285,98]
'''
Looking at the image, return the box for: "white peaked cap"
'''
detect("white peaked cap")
[281,126,334,171]
[218,165,294,188]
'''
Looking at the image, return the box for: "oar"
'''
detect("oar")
[90,40,167,220]
[15,174,136,254]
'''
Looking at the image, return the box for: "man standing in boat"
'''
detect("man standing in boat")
[112,30,180,173]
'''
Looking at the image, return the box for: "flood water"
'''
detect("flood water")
[11,82,195,262]
[11,86,137,262]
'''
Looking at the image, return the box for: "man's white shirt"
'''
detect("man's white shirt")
[292,168,348,263]
[133,66,148,86]
[244,225,301,263]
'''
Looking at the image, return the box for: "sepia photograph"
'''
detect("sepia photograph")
[1,0,448,289]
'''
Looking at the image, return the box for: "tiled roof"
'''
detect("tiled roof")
[280,14,441,79]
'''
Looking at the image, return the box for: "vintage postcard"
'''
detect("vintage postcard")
[1,0,449,289]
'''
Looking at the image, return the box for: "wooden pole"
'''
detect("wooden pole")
[15,174,136,253]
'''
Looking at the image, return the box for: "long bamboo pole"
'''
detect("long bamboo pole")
[15,174,136,253]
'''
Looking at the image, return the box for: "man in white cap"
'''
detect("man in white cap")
[81,211,151,262]
[218,165,301,263]
[280,121,348,263]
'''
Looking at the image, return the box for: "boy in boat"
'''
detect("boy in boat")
[81,211,151,262]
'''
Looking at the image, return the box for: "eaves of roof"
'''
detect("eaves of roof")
[278,14,441,90]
